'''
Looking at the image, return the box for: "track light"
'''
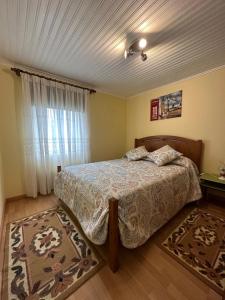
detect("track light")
[124,37,148,62]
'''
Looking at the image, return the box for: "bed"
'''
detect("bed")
[54,135,203,272]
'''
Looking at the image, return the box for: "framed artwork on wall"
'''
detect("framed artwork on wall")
[150,90,182,121]
[150,99,159,121]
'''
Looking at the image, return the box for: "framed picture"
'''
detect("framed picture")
[150,90,182,121]
[150,99,159,121]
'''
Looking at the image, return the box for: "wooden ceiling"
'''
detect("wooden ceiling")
[0,0,225,97]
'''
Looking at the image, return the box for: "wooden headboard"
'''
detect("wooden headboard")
[135,135,203,170]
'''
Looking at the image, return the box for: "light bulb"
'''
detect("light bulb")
[138,38,147,49]
[124,50,127,59]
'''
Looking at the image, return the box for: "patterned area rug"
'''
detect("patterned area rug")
[161,208,225,297]
[2,206,104,300]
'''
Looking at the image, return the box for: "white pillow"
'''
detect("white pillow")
[148,145,182,166]
[125,146,149,161]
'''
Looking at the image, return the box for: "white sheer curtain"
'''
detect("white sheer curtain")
[21,73,90,198]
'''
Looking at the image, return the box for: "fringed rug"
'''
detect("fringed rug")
[2,206,104,300]
[161,208,225,297]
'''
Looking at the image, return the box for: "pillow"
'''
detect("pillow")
[143,153,154,162]
[125,146,149,161]
[148,145,182,166]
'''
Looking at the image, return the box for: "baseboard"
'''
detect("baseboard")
[0,198,6,297]
[6,194,26,202]
[0,202,5,244]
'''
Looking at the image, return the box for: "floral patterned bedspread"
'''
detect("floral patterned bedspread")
[54,157,201,248]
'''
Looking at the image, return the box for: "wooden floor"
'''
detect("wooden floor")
[0,196,224,300]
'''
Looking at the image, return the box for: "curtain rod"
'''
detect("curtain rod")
[11,67,96,94]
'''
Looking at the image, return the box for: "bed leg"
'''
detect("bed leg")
[108,198,119,272]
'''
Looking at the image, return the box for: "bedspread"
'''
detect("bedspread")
[54,157,201,248]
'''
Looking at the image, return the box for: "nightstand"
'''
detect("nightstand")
[200,173,225,201]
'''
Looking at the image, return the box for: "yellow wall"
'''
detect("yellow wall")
[0,65,126,198]
[126,67,225,173]
[0,67,24,198]
[90,92,126,162]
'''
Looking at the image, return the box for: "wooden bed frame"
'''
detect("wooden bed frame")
[57,135,203,273]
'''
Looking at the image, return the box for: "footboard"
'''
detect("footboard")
[57,165,120,273]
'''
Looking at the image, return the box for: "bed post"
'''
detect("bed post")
[57,165,62,173]
[108,198,119,272]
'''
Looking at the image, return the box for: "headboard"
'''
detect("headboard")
[135,135,203,170]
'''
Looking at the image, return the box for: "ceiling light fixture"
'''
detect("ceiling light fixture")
[124,37,148,61]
